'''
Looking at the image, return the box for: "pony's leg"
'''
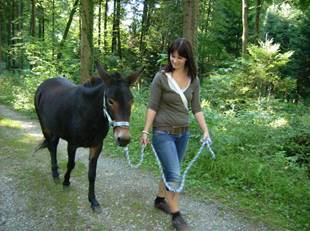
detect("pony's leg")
[46,136,60,180]
[63,143,77,186]
[88,143,103,213]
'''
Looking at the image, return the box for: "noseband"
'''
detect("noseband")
[102,94,130,128]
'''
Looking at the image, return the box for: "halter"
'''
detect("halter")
[102,94,130,128]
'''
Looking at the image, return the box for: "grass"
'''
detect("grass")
[188,107,310,231]
[1,72,310,231]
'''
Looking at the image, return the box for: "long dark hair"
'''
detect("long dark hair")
[164,38,197,81]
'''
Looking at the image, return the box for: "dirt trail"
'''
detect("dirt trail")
[0,105,270,231]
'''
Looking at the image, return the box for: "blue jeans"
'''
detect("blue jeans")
[152,128,190,185]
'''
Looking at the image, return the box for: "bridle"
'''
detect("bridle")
[102,94,130,128]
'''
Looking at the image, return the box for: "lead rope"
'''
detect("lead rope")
[151,138,215,192]
[123,145,145,168]
[123,138,216,192]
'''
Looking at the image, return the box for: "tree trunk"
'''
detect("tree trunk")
[38,4,44,40]
[0,2,3,66]
[42,8,45,40]
[111,0,121,58]
[12,0,15,44]
[182,0,199,52]
[255,0,262,43]
[57,0,79,60]
[198,0,214,77]
[10,0,18,69]
[242,0,249,55]
[103,0,108,52]
[38,5,41,38]
[7,0,12,69]
[52,0,55,59]
[18,0,24,69]
[203,0,213,34]
[1,0,9,69]
[98,0,102,48]
[80,0,94,82]
[18,1,23,33]
[30,0,36,37]
[111,0,117,54]
[139,0,148,55]
[116,0,121,58]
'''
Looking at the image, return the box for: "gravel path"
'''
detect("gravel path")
[0,104,270,231]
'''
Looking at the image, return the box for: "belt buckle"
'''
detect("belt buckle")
[172,127,182,135]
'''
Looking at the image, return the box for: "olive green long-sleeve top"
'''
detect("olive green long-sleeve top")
[148,71,202,128]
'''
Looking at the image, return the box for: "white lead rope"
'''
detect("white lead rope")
[123,138,216,192]
[123,145,145,168]
[151,138,215,192]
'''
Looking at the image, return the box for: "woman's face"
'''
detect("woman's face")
[170,50,187,71]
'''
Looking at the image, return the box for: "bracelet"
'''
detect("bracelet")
[142,130,150,135]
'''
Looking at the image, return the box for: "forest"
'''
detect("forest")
[0,0,309,230]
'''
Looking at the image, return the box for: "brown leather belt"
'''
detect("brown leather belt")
[155,126,188,135]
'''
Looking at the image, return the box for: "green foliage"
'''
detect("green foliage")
[199,0,242,65]
[287,0,310,10]
[211,39,297,101]
[263,3,301,51]
[23,40,56,74]
[246,39,295,98]
[293,8,310,99]
[187,88,310,230]
[0,73,40,116]
[262,3,310,99]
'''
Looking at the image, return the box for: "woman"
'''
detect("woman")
[140,38,210,230]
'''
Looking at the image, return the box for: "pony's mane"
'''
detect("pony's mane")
[109,72,123,83]
[83,73,124,88]
[83,77,103,88]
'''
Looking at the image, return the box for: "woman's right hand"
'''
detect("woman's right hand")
[140,131,149,145]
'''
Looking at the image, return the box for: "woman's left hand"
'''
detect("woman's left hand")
[202,130,212,144]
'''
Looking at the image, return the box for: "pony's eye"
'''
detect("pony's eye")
[108,99,114,105]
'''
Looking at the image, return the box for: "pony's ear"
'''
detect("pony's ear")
[127,67,144,86]
[95,61,112,86]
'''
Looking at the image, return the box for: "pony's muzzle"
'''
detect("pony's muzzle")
[117,136,131,147]
[114,127,131,147]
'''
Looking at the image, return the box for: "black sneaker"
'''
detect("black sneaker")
[172,213,188,230]
[154,200,171,214]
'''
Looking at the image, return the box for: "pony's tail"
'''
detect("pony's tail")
[33,139,48,153]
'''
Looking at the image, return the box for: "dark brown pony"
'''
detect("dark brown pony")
[34,62,143,212]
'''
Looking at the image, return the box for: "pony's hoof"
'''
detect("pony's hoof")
[52,171,59,178]
[63,181,70,187]
[53,177,61,184]
[90,199,102,213]
[91,204,102,214]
